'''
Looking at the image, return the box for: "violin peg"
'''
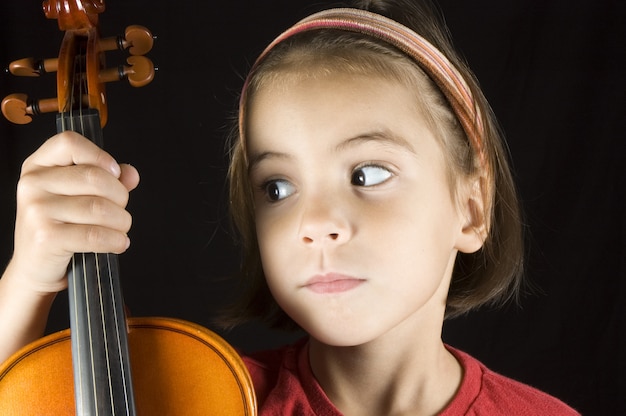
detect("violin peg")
[124,25,155,56]
[1,93,32,124]
[8,57,58,77]
[125,56,155,87]
[99,56,155,87]
[1,93,61,124]
[99,25,154,56]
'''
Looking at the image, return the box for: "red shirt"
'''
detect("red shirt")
[243,338,579,415]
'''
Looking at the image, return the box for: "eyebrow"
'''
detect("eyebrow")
[335,130,416,154]
[248,130,416,173]
[248,150,292,174]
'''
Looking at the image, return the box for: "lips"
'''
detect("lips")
[303,273,365,294]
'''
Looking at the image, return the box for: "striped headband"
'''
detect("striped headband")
[239,8,486,168]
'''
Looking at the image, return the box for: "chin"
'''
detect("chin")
[306,324,378,348]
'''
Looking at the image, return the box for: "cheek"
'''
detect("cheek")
[254,211,290,278]
[372,191,460,258]
[254,213,304,317]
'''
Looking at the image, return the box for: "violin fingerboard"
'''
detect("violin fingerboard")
[59,110,137,416]
[68,252,136,416]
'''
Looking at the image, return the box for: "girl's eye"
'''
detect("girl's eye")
[351,165,393,187]
[264,179,296,202]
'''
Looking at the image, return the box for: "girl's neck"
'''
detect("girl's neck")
[308,316,462,415]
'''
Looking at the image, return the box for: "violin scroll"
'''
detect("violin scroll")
[42,0,105,31]
[1,0,154,125]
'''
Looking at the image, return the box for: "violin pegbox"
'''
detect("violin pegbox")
[1,1,155,126]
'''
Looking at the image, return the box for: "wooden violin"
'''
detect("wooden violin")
[0,1,256,414]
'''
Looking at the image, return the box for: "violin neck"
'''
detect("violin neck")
[59,111,137,415]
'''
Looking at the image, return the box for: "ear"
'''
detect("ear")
[455,175,490,254]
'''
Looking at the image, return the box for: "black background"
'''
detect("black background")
[1,1,624,414]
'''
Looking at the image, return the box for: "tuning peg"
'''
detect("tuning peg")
[1,93,93,124]
[1,93,58,124]
[99,55,155,87]
[100,25,155,56]
[7,57,59,77]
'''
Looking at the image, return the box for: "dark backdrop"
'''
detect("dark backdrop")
[1,1,623,414]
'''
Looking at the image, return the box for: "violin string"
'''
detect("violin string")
[62,53,91,415]
[64,45,102,414]
[77,37,130,414]
[106,253,133,414]
[69,256,86,413]
[77,51,103,413]
[95,253,119,413]
[82,251,100,413]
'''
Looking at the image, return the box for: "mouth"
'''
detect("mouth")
[303,273,365,294]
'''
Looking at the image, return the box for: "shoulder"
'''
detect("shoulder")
[442,346,580,416]
[241,340,301,405]
[241,337,341,416]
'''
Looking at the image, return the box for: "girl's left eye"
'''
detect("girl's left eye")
[351,165,393,187]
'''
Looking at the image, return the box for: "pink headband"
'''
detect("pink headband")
[239,8,486,167]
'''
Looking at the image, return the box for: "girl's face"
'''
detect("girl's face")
[246,72,481,346]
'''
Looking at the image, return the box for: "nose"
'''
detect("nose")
[298,193,352,246]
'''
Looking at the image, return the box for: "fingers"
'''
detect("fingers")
[18,131,139,208]
[23,194,133,243]
[10,131,138,291]
[18,163,132,208]
[21,131,121,177]
[31,222,131,256]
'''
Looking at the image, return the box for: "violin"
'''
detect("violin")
[0,1,256,414]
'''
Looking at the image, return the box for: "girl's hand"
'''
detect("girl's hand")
[7,130,139,295]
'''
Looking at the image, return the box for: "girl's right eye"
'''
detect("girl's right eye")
[263,179,296,202]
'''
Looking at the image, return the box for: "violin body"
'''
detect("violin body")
[0,317,256,415]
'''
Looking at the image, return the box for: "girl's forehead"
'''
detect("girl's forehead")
[245,72,436,154]
[250,67,422,107]
[250,70,418,116]
[245,36,427,96]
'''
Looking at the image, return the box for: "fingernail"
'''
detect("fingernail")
[110,163,121,177]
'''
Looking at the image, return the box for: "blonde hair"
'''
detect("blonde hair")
[221,1,523,329]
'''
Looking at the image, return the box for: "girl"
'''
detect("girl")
[0,0,579,414]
